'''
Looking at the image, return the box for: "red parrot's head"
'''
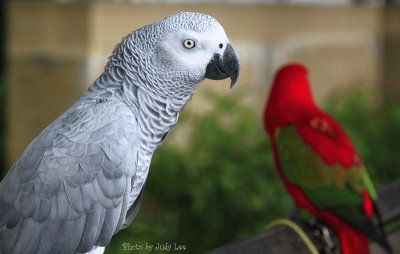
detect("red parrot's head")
[263,63,317,136]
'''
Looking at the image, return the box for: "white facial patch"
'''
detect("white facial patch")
[158,24,229,74]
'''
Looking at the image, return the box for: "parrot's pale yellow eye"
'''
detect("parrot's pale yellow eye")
[183,39,196,49]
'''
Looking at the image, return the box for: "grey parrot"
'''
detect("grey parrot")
[0,12,239,254]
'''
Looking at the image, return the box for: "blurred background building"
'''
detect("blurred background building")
[5,0,399,165]
[3,1,400,253]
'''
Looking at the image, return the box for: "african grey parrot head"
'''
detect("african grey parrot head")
[107,12,240,98]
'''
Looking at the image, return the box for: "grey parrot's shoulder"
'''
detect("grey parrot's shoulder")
[0,98,141,253]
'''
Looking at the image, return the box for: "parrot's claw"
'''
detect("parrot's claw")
[309,220,340,254]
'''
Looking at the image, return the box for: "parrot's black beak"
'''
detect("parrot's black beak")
[204,43,240,88]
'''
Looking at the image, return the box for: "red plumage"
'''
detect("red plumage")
[265,64,358,168]
[263,63,391,254]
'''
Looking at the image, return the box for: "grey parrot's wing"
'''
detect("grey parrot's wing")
[0,99,140,254]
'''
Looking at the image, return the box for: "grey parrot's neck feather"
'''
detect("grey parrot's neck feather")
[87,68,186,176]
[87,69,188,209]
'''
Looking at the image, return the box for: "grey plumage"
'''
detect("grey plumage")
[0,12,239,254]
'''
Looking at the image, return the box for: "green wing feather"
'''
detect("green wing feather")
[276,125,377,227]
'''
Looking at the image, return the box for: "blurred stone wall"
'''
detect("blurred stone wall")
[7,3,91,166]
[6,2,386,166]
[382,6,400,101]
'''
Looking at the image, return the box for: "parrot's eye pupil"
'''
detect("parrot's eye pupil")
[183,39,196,49]
[219,43,223,49]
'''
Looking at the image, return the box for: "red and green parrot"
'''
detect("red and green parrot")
[263,63,392,254]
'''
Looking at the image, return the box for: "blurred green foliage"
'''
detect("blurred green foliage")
[107,87,400,254]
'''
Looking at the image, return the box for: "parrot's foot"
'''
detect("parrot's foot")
[307,219,340,254]
[290,215,340,254]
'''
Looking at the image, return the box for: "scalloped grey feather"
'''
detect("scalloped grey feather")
[0,11,239,254]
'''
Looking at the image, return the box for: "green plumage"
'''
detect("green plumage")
[276,125,377,230]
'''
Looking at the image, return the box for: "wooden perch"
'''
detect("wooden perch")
[208,178,400,254]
